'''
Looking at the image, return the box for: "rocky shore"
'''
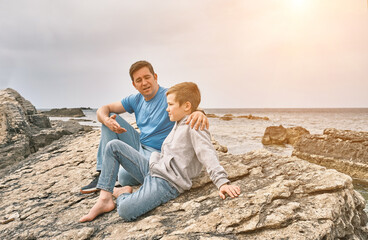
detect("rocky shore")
[1,89,367,239]
[292,128,368,182]
[0,88,91,172]
[0,129,367,239]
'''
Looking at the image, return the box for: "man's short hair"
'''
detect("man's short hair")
[166,82,201,113]
[129,60,155,81]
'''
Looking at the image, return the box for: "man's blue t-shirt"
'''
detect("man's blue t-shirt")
[121,86,175,150]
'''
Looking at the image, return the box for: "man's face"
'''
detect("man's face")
[132,67,159,101]
[166,93,188,122]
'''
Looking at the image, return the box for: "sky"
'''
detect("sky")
[0,0,367,109]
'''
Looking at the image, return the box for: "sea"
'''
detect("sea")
[50,108,368,215]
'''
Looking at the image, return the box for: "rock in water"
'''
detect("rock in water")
[286,126,310,145]
[0,130,366,239]
[262,125,288,145]
[41,108,86,117]
[262,125,310,146]
[292,128,368,181]
[0,88,90,170]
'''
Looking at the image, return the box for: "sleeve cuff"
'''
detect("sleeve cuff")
[215,178,230,189]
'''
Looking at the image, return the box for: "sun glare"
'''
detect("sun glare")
[289,0,309,12]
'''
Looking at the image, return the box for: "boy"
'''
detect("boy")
[80,82,240,222]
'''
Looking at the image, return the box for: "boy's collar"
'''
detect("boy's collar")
[175,115,190,126]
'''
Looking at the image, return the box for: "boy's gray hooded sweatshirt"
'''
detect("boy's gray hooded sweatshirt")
[149,115,229,193]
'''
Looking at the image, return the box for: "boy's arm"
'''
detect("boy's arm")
[189,128,241,199]
[189,128,230,189]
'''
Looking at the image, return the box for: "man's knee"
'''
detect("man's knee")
[105,139,125,153]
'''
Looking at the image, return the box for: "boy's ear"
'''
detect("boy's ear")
[184,101,192,112]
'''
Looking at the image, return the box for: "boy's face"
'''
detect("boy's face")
[166,93,189,122]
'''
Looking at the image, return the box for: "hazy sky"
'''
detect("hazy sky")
[1,0,367,108]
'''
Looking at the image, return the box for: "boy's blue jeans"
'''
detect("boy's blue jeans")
[97,139,179,221]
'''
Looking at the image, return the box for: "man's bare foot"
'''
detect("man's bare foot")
[113,186,133,198]
[79,196,115,222]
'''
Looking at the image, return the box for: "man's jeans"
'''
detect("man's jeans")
[96,139,179,221]
[96,114,157,186]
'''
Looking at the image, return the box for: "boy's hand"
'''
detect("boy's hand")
[186,111,209,130]
[219,184,241,200]
[105,114,127,134]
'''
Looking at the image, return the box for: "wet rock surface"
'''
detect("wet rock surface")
[262,125,310,146]
[0,88,91,170]
[293,128,368,181]
[0,130,367,239]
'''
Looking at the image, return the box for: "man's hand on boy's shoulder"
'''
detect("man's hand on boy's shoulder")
[219,184,241,200]
[186,111,209,130]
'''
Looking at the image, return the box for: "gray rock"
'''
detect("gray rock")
[41,108,86,117]
[0,130,366,239]
[0,88,90,169]
[292,128,368,181]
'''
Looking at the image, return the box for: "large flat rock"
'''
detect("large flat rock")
[292,128,368,181]
[0,130,367,239]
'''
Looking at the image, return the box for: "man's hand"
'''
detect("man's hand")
[186,111,209,130]
[219,184,241,200]
[104,114,127,134]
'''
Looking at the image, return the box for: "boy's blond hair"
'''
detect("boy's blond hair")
[166,82,201,113]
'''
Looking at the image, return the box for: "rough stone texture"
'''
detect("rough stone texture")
[262,125,310,146]
[0,88,91,170]
[0,130,367,240]
[292,128,368,181]
[41,108,86,117]
[286,126,311,145]
[211,137,228,153]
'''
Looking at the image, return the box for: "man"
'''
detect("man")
[80,60,209,193]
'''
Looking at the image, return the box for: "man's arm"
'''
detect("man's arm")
[185,110,209,131]
[97,101,127,134]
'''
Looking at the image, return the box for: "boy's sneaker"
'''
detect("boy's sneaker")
[80,174,100,194]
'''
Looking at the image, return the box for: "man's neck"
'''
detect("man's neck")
[144,85,160,101]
